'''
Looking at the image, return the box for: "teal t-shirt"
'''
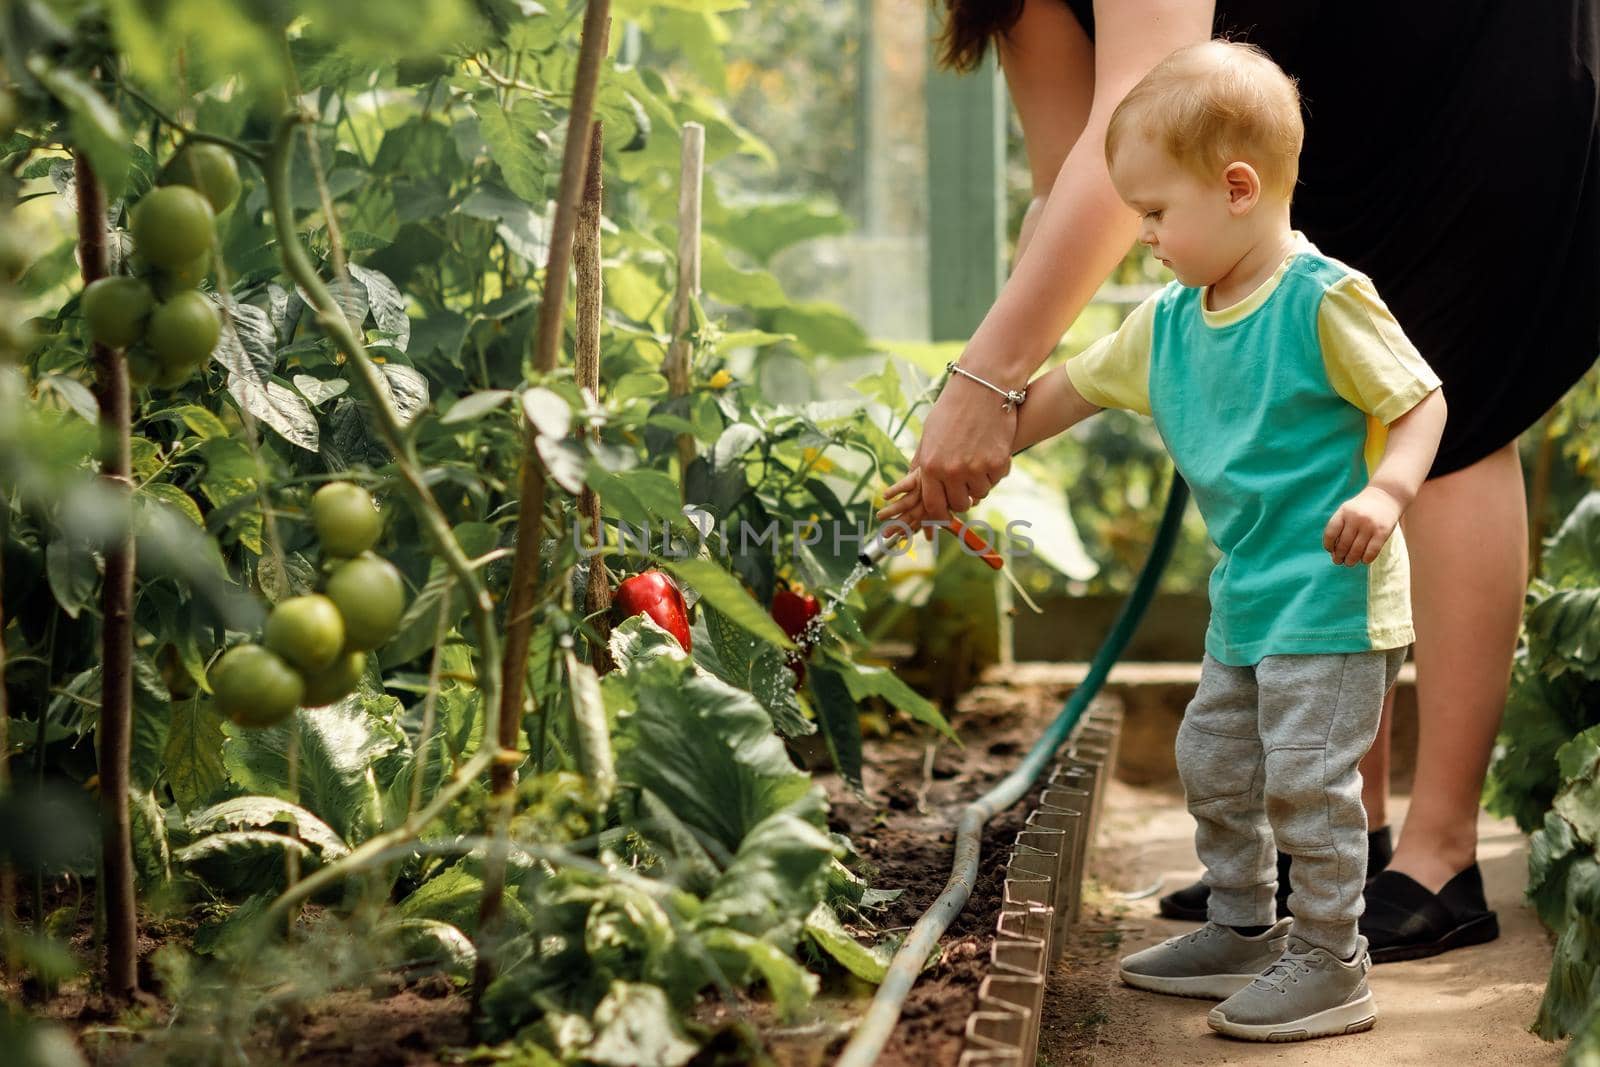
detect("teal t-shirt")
[1064,235,1442,666]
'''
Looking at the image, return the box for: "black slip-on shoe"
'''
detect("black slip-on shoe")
[1157,827,1395,924]
[1361,863,1500,964]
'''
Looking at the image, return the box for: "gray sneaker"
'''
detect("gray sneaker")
[1207,934,1377,1042]
[1118,918,1293,1000]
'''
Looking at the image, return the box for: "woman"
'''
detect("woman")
[910,0,1599,961]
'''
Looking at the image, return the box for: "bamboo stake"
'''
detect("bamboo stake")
[665,123,705,495]
[75,154,138,1000]
[479,4,612,1013]
[574,121,613,673]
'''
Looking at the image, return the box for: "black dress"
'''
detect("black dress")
[1059,1,1600,477]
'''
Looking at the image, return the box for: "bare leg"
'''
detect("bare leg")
[1359,687,1394,832]
[1385,440,1527,892]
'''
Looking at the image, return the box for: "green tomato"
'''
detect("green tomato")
[130,186,214,269]
[125,349,160,388]
[147,290,221,369]
[312,482,383,558]
[210,644,304,728]
[81,276,154,349]
[324,555,406,651]
[162,143,241,214]
[152,250,212,298]
[264,594,346,672]
[300,650,366,707]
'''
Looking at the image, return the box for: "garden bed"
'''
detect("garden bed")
[17,674,1086,1066]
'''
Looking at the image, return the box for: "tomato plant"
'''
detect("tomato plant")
[0,0,961,1060]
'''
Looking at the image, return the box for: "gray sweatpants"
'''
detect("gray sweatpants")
[1176,648,1407,959]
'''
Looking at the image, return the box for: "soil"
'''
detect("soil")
[752,676,1088,1067]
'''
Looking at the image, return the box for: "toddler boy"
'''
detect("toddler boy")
[879,40,1446,1041]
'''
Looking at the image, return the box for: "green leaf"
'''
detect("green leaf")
[701,927,818,1019]
[717,197,850,266]
[349,263,410,350]
[227,377,320,452]
[140,482,204,527]
[185,796,350,858]
[587,466,683,530]
[697,797,834,942]
[173,831,318,894]
[831,656,956,740]
[770,301,869,357]
[566,651,616,802]
[29,62,130,199]
[583,981,700,1067]
[803,902,898,984]
[163,697,227,814]
[475,100,550,205]
[45,538,98,619]
[690,604,812,737]
[441,389,514,424]
[198,438,263,553]
[385,918,477,977]
[700,237,786,309]
[1529,588,1600,680]
[222,700,401,845]
[174,404,230,440]
[292,374,349,406]
[613,652,815,853]
[1542,491,1600,587]
[130,788,172,889]
[399,865,532,935]
[213,299,279,383]
[608,614,692,673]
[665,558,794,650]
[805,664,863,792]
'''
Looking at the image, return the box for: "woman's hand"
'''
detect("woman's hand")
[899,373,1017,538]
[1324,485,1404,566]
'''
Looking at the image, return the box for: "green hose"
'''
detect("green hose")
[834,474,1190,1067]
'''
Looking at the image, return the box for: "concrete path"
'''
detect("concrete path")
[1039,782,1567,1066]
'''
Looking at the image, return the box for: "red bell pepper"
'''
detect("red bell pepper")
[771,585,822,687]
[613,569,692,652]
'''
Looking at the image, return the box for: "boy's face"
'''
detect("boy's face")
[1109,134,1248,289]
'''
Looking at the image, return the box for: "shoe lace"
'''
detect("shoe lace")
[1253,949,1317,992]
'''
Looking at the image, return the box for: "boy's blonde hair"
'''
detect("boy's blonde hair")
[1106,40,1304,200]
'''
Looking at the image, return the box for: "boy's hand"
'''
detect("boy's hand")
[876,468,937,543]
[1323,486,1403,566]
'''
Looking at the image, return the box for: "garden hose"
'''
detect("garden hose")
[835,473,1190,1067]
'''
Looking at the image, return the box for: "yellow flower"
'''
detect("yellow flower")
[708,369,733,390]
[801,446,835,474]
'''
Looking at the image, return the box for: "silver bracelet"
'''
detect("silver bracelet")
[945,361,1027,412]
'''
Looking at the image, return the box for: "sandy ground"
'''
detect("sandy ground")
[1040,780,1566,1066]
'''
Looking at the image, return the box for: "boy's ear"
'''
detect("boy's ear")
[1223,161,1261,214]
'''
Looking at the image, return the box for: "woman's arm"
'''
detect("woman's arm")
[997,0,1097,266]
[905,0,1215,524]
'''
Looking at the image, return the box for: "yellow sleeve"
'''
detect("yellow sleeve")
[1318,273,1442,425]
[1063,292,1158,416]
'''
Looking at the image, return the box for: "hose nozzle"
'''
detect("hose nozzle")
[858,516,1006,571]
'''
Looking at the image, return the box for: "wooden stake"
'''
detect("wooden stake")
[574,121,613,673]
[477,4,612,1017]
[665,123,705,495]
[76,154,138,1000]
